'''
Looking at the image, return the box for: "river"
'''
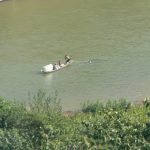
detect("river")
[0,0,150,110]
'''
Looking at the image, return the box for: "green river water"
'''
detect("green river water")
[0,0,150,110]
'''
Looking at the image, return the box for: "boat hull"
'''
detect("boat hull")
[41,60,73,73]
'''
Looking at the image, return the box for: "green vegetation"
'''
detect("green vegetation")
[0,90,150,149]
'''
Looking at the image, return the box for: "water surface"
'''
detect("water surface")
[0,0,150,110]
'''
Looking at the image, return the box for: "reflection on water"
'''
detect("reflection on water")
[43,73,53,84]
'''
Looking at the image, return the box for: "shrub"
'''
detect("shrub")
[0,92,150,149]
[28,89,62,117]
[82,99,131,113]
[0,97,26,129]
[144,98,150,108]
[0,129,30,150]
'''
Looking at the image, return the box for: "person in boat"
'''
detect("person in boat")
[54,62,61,70]
[53,64,56,70]
[65,55,71,64]
[58,60,65,67]
[58,60,61,66]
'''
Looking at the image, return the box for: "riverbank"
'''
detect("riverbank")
[0,92,150,149]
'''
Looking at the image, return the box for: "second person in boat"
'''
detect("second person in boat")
[65,55,71,64]
[58,60,65,67]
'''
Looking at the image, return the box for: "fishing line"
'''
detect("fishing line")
[75,58,103,64]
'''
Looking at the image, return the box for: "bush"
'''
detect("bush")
[0,97,26,129]
[28,89,62,117]
[82,99,131,113]
[144,98,150,108]
[0,129,31,150]
[0,92,150,149]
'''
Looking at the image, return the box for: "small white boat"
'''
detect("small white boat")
[41,60,73,73]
